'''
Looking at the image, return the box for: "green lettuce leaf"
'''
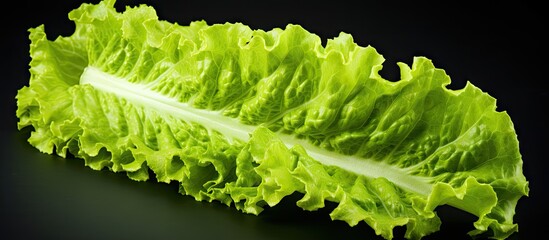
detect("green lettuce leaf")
[15,0,529,239]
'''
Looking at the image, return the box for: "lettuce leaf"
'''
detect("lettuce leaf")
[15,0,529,239]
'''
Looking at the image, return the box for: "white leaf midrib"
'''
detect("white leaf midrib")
[80,66,432,196]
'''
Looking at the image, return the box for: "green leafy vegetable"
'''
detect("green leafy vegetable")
[15,0,529,239]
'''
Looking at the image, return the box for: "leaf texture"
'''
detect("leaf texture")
[16,0,529,239]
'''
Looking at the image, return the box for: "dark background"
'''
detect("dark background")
[2,0,546,239]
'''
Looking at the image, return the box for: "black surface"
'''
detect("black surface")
[2,1,546,239]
